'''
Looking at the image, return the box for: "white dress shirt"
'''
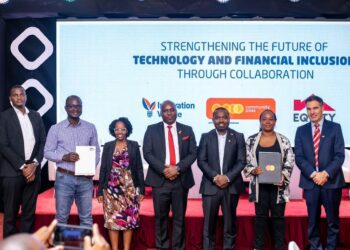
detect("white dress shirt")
[164,122,180,165]
[217,130,227,175]
[13,106,36,161]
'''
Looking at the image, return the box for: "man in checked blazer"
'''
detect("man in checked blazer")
[198,107,246,250]
[0,85,46,237]
[295,95,345,250]
[143,100,197,250]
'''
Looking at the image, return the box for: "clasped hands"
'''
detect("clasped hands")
[163,165,179,181]
[312,171,329,186]
[213,175,229,189]
[22,163,37,183]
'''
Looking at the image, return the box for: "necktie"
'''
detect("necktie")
[167,125,176,165]
[313,123,320,171]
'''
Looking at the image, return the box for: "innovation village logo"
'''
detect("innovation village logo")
[142,98,157,117]
[142,98,196,118]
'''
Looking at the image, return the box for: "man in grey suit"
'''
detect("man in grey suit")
[198,107,246,250]
[0,85,46,237]
[143,100,197,250]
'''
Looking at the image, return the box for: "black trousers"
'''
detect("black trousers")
[202,189,239,250]
[254,184,286,250]
[152,178,188,250]
[2,174,40,238]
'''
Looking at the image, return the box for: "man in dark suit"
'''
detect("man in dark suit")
[295,95,345,250]
[0,85,46,237]
[143,100,197,250]
[198,107,246,250]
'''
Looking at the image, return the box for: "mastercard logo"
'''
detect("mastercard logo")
[211,103,245,114]
[206,98,276,119]
[265,165,276,171]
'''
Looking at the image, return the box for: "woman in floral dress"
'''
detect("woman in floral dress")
[98,117,145,250]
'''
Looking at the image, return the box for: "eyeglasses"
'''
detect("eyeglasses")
[114,128,127,132]
[66,105,82,109]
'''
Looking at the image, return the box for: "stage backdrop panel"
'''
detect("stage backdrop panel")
[4,18,57,192]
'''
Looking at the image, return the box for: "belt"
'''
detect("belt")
[56,167,75,176]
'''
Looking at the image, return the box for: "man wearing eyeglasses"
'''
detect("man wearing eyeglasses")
[44,95,100,227]
[143,100,197,250]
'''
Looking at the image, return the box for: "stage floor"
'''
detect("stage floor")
[1,189,350,249]
[27,188,350,250]
[35,188,350,218]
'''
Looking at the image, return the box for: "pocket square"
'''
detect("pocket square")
[182,136,190,140]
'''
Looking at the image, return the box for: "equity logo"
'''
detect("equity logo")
[142,98,156,117]
[206,98,275,120]
[293,95,336,122]
[294,97,335,111]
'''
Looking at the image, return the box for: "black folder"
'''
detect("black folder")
[258,152,282,184]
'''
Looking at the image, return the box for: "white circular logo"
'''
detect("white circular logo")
[216,0,230,3]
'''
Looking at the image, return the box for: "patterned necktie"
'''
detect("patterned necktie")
[167,125,176,165]
[313,123,320,171]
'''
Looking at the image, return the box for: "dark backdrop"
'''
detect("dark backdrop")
[0,18,56,209]
[0,18,5,213]
[1,0,350,19]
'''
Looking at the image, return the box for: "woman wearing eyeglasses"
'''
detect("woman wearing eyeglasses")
[97,117,145,250]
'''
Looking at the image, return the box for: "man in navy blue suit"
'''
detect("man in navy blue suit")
[295,95,345,250]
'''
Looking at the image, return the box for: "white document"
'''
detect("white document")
[75,146,96,176]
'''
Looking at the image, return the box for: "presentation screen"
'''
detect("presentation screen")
[57,20,350,147]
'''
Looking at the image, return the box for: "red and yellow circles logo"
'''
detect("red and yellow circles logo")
[206,98,276,120]
[265,165,276,171]
[211,103,245,115]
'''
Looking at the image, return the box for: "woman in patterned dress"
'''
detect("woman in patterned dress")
[243,110,295,250]
[98,117,145,250]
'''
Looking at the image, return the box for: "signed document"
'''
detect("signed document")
[258,152,282,184]
[75,146,96,176]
